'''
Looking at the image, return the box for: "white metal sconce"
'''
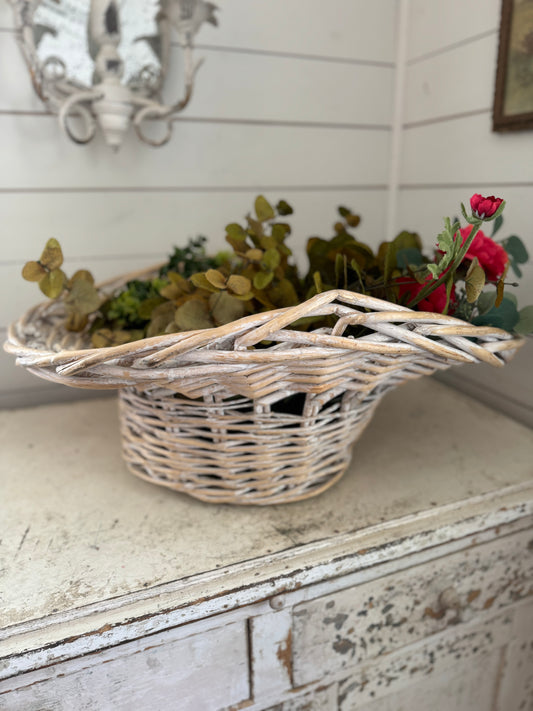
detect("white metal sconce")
[9,0,218,149]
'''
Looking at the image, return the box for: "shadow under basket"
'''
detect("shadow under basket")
[4,281,524,505]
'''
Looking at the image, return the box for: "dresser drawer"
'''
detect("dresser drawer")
[292,528,533,685]
[1,619,249,711]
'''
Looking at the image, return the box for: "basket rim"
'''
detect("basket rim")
[4,266,525,389]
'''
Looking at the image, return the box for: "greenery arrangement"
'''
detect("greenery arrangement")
[22,194,533,347]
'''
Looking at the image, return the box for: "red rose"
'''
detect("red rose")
[470,194,503,219]
[397,276,455,314]
[458,226,508,282]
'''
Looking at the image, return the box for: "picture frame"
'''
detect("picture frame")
[493,0,533,132]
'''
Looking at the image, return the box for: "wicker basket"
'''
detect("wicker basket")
[5,267,524,505]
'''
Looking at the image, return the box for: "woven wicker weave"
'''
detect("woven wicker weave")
[5,267,524,504]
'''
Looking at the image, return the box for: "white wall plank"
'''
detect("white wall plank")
[0,0,397,63]
[0,115,390,189]
[404,34,497,125]
[406,0,499,60]
[400,114,533,186]
[0,34,394,126]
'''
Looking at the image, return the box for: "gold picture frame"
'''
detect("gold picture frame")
[493,0,533,131]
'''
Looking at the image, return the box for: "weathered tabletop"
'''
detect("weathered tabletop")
[1,378,532,660]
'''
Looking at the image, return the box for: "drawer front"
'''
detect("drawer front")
[1,620,249,711]
[292,527,533,685]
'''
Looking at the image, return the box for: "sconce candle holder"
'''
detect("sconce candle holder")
[9,0,218,149]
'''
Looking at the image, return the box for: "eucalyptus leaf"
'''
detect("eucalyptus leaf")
[473,296,519,332]
[465,258,486,303]
[69,269,95,287]
[39,268,66,299]
[40,238,63,270]
[253,270,274,290]
[515,305,533,335]
[396,248,424,268]
[226,223,247,240]
[65,278,101,315]
[227,274,251,295]
[276,199,293,216]
[261,248,281,271]
[503,235,529,264]
[255,195,275,222]
[476,290,497,315]
[491,215,503,236]
[22,261,47,282]
[190,272,219,292]
[205,269,227,289]
[245,248,263,261]
[210,291,246,325]
[175,299,213,331]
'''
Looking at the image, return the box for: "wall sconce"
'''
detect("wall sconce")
[9,0,219,149]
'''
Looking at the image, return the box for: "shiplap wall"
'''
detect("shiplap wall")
[0,0,397,408]
[396,0,533,425]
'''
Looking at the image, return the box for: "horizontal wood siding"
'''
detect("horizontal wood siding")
[0,1,397,407]
[395,0,533,424]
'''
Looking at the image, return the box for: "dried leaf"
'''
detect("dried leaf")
[205,269,227,289]
[254,195,275,222]
[190,272,219,292]
[69,269,95,287]
[465,258,486,303]
[245,248,263,261]
[65,311,89,332]
[22,261,47,282]
[210,291,246,325]
[227,274,251,295]
[64,278,101,315]
[39,268,66,298]
[40,238,63,270]
[174,299,213,331]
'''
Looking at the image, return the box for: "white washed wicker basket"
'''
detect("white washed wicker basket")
[5,267,524,505]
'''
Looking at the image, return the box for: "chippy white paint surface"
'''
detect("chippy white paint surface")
[1,378,533,709]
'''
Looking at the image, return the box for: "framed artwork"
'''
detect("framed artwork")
[493,0,533,131]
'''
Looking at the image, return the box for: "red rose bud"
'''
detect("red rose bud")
[470,194,503,219]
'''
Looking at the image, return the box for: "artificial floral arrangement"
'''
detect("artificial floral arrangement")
[21,193,533,340]
[7,192,529,504]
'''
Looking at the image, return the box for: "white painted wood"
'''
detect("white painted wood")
[1,620,250,711]
[0,114,390,189]
[349,649,502,711]
[263,685,337,711]
[250,608,293,698]
[406,0,499,61]
[495,600,533,711]
[291,528,533,686]
[404,34,497,124]
[335,611,512,708]
[0,33,394,126]
[0,1,398,63]
[400,114,533,186]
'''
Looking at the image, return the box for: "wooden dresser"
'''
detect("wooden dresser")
[1,378,532,710]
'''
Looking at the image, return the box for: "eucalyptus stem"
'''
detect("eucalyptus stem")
[407,219,483,308]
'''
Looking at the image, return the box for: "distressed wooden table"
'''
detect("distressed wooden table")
[1,378,532,710]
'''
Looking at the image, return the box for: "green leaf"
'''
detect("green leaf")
[338,206,351,218]
[210,291,246,325]
[40,238,63,270]
[313,271,323,294]
[39,268,66,298]
[225,223,247,240]
[69,269,95,287]
[190,272,219,292]
[503,235,529,264]
[261,248,281,271]
[253,270,274,290]
[205,269,227,289]
[271,223,291,242]
[276,199,293,216]
[345,213,361,228]
[22,261,47,282]
[473,296,520,332]
[476,290,497,315]
[137,296,165,320]
[64,278,101,315]
[396,248,424,268]
[268,278,299,307]
[509,259,523,278]
[227,274,251,295]
[491,215,503,236]
[255,195,275,222]
[174,299,213,331]
[515,305,533,335]
[464,258,486,303]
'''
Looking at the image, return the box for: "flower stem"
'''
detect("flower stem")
[407,219,483,308]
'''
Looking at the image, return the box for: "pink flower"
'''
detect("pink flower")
[470,194,503,219]
[397,276,455,314]
[458,226,508,282]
